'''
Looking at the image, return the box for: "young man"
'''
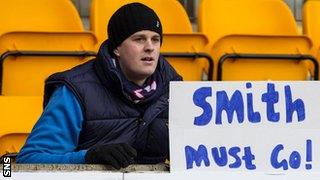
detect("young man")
[17,3,182,169]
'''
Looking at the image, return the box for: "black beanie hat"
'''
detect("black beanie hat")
[107,2,163,54]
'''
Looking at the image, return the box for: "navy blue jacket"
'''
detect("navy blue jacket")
[44,40,182,163]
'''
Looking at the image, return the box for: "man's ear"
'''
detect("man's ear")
[113,49,120,57]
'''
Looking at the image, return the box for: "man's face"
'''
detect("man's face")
[114,30,161,85]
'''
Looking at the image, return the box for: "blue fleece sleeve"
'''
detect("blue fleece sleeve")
[16,85,87,164]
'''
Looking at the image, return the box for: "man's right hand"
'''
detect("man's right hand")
[85,143,137,169]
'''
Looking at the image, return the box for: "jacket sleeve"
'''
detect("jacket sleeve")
[16,85,87,164]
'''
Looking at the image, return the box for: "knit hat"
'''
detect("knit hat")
[107,2,163,54]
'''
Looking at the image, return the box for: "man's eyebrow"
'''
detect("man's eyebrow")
[131,34,146,38]
[131,34,160,38]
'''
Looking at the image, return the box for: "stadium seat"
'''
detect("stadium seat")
[212,35,316,80]
[303,0,320,49]
[0,0,84,35]
[90,0,193,45]
[162,33,213,80]
[302,0,320,79]
[0,0,99,95]
[0,96,42,159]
[0,32,97,96]
[199,0,317,80]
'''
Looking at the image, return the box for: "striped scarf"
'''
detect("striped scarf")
[122,74,159,104]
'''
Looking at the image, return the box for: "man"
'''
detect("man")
[17,2,182,169]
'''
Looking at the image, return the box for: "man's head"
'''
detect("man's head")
[107,3,163,85]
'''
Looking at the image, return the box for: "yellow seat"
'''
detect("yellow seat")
[303,0,320,49]
[0,32,97,96]
[0,133,29,161]
[161,33,212,80]
[0,0,84,34]
[199,0,316,80]
[0,0,99,95]
[199,0,298,45]
[0,96,42,158]
[212,35,316,80]
[90,0,193,45]
[302,0,320,79]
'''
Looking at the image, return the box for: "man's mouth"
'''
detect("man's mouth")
[141,57,154,61]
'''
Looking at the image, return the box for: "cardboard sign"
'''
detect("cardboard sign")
[169,81,320,173]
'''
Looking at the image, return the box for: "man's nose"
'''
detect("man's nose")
[144,39,154,52]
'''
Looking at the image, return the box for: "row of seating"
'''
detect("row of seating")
[200,0,317,81]
[0,0,92,159]
[1,0,320,159]
[91,0,320,81]
[303,0,320,79]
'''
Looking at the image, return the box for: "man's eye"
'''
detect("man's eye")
[135,38,144,42]
[152,38,160,42]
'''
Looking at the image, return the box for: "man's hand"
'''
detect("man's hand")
[85,143,137,169]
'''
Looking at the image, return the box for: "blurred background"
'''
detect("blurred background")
[71,0,305,32]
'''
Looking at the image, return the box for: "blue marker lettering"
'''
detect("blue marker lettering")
[306,139,312,170]
[193,87,213,126]
[289,151,301,169]
[185,145,210,169]
[246,83,261,123]
[285,85,305,123]
[211,147,228,167]
[242,146,256,170]
[270,144,288,170]
[216,90,244,124]
[228,146,242,168]
[262,83,280,122]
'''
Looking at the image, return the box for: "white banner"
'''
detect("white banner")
[169,81,320,173]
